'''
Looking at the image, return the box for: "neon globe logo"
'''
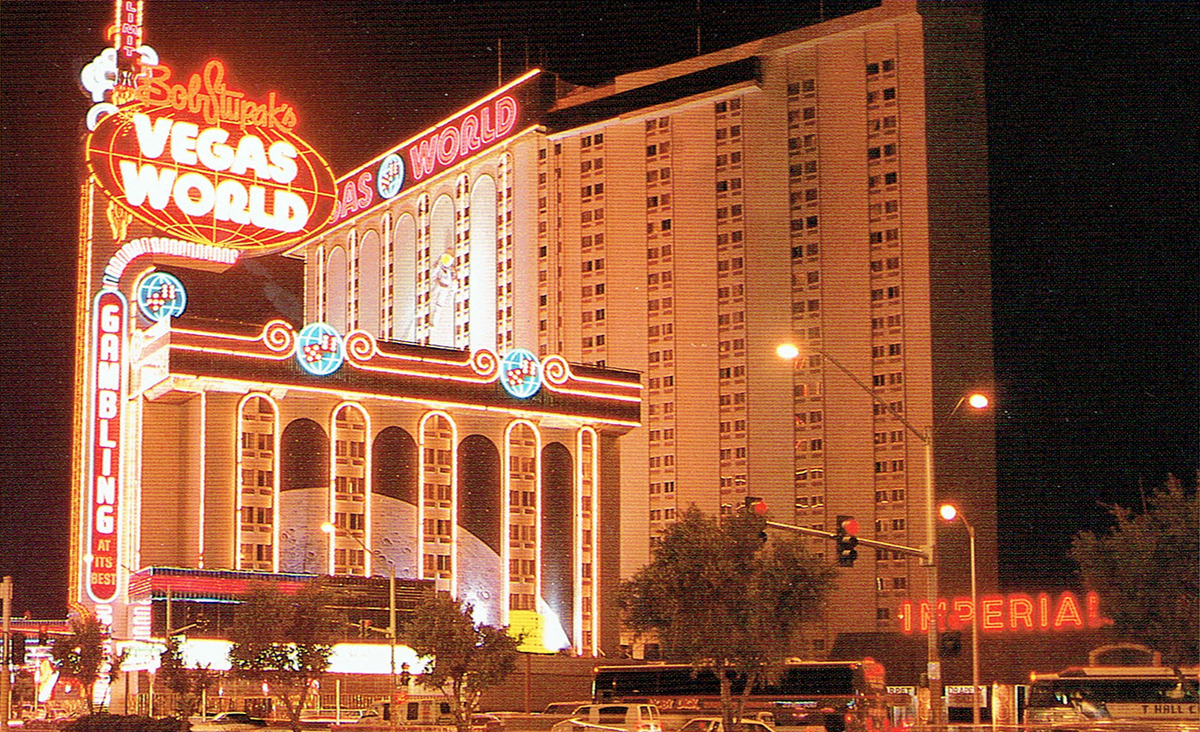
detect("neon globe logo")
[377,153,406,199]
[136,271,187,321]
[296,322,344,376]
[500,349,542,399]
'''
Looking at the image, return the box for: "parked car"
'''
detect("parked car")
[191,711,269,731]
[542,702,591,718]
[549,704,662,732]
[677,718,776,732]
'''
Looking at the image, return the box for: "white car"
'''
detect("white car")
[549,704,662,732]
[676,717,777,732]
[190,711,270,731]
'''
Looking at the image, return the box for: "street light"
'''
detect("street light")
[321,522,398,730]
[940,504,980,727]
[777,342,987,730]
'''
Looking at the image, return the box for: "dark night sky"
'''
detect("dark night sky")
[1,1,1196,618]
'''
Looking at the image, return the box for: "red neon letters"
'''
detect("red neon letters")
[408,95,518,182]
[898,590,1114,634]
[330,93,521,224]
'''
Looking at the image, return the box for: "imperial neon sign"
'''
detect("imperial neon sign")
[330,69,549,224]
[85,60,337,256]
[898,590,1114,634]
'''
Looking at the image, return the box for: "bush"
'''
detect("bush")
[63,713,189,732]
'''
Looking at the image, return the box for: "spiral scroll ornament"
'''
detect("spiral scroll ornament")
[262,320,296,356]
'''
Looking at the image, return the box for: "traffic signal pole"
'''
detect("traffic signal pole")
[2,576,11,726]
[765,520,927,558]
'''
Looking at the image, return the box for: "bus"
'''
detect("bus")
[1024,664,1199,729]
[591,660,890,732]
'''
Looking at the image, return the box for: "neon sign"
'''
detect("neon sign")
[296,323,345,376]
[88,290,127,603]
[376,153,406,200]
[898,590,1113,634]
[500,349,543,399]
[329,69,548,224]
[85,60,337,256]
[407,95,518,182]
[111,0,144,92]
[135,271,186,321]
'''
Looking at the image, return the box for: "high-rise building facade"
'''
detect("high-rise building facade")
[70,0,995,665]
[308,0,995,654]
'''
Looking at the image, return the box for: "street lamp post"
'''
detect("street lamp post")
[777,342,987,731]
[321,523,397,731]
[940,504,980,727]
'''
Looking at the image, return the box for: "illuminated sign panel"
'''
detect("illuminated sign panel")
[329,69,551,225]
[500,348,543,398]
[135,271,186,321]
[296,322,345,376]
[88,290,128,603]
[85,60,337,256]
[898,590,1113,634]
[111,0,144,91]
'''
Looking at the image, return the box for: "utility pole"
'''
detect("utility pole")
[2,576,12,726]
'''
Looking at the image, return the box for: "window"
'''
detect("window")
[883,87,896,101]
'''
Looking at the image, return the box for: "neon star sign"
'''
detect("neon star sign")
[85,60,337,256]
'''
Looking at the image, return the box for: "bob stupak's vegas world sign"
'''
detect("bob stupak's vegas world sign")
[86,59,337,256]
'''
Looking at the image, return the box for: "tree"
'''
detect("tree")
[402,595,523,732]
[51,611,121,713]
[1071,476,1198,664]
[157,635,216,719]
[619,506,835,730]
[226,582,339,732]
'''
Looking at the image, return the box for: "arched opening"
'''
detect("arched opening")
[279,418,330,574]
[458,434,502,554]
[281,418,329,492]
[358,228,382,335]
[373,426,418,504]
[393,213,418,342]
[469,175,498,352]
[326,246,348,333]
[428,194,456,346]
[541,441,574,643]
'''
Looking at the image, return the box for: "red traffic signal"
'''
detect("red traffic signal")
[835,515,859,567]
[743,496,768,515]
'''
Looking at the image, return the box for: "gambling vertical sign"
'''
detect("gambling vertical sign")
[87,290,127,604]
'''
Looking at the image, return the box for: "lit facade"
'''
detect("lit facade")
[70,0,995,661]
[69,52,637,660]
[532,0,998,650]
[311,0,995,652]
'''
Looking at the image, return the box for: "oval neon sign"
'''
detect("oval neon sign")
[85,60,337,256]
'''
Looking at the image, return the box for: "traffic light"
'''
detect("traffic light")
[743,497,768,544]
[9,632,26,666]
[743,496,767,515]
[835,515,859,567]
